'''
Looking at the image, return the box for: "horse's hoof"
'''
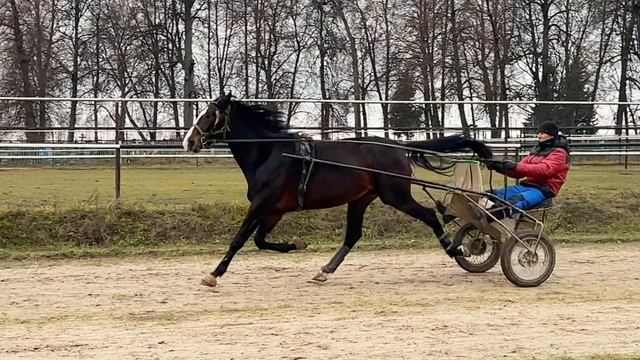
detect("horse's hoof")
[311,272,328,282]
[459,245,471,257]
[201,274,218,287]
[445,244,471,258]
[448,245,471,258]
[293,237,307,250]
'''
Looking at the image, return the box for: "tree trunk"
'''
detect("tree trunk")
[253,0,263,98]
[93,0,101,142]
[438,0,450,137]
[68,0,81,142]
[243,0,249,95]
[318,2,330,140]
[616,1,635,136]
[334,2,362,137]
[382,0,391,139]
[183,0,195,128]
[9,0,41,142]
[206,0,213,98]
[286,1,304,126]
[590,1,618,103]
[485,0,510,138]
[450,2,470,137]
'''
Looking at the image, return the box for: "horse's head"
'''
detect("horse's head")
[182,92,234,153]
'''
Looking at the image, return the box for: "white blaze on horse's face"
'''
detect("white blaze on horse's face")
[182,126,197,152]
[182,105,217,153]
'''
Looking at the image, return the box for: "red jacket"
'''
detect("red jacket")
[505,139,570,197]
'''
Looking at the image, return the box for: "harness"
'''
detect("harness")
[295,136,315,210]
[196,101,316,209]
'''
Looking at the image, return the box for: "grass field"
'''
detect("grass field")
[0,163,639,258]
[1,163,638,208]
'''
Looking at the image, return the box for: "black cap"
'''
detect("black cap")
[538,121,559,137]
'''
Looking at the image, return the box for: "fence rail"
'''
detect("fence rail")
[1,97,638,141]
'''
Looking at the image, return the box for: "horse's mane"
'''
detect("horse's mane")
[233,101,295,138]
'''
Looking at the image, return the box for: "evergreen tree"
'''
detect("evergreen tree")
[389,68,422,139]
[555,57,597,134]
[527,56,596,135]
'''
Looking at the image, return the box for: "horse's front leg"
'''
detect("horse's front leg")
[201,209,260,287]
[253,213,307,252]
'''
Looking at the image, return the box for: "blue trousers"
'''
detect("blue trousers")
[491,185,546,211]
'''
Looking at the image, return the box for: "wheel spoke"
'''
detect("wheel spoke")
[509,239,551,281]
[454,225,501,273]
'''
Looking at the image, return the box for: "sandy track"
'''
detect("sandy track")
[1,244,640,359]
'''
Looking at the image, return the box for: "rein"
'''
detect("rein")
[202,137,480,161]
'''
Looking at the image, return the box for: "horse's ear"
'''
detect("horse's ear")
[216,90,233,110]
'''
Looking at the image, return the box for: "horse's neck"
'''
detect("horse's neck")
[228,142,270,186]
[227,120,288,188]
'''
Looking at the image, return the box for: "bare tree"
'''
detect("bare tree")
[182,0,196,127]
[101,0,146,141]
[87,0,103,142]
[406,0,447,138]
[204,0,237,97]
[515,0,562,126]
[356,0,398,138]
[616,0,637,135]
[332,0,362,137]
[7,0,40,142]
[315,0,331,139]
[60,0,91,141]
[284,0,314,126]
[449,0,470,137]
[478,0,514,137]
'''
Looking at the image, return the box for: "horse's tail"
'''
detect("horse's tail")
[406,135,492,173]
[407,135,492,158]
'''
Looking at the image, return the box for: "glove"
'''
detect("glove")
[483,159,516,172]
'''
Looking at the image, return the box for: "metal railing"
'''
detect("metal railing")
[1,96,639,141]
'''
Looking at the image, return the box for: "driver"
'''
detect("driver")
[482,121,570,217]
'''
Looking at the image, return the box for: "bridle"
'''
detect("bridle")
[195,102,232,146]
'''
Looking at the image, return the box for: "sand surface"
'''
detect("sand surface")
[2,244,640,359]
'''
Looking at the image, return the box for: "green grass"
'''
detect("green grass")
[0,165,248,209]
[0,163,639,259]
[1,164,637,209]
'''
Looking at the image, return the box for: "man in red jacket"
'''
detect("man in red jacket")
[484,121,570,213]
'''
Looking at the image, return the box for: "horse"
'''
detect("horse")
[183,93,493,287]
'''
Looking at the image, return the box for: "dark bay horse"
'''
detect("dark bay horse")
[183,94,492,286]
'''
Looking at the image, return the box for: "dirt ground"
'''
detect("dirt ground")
[1,243,640,360]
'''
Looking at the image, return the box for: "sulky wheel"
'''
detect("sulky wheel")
[500,230,556,287]
[453,224,502,273]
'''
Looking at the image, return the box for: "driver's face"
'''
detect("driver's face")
[538,132,554,142]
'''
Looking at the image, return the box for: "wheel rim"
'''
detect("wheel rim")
[462,229,496,265]
[508,237,551,281]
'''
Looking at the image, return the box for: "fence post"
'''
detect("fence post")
[115,144,121,201]
[625,129,630,170]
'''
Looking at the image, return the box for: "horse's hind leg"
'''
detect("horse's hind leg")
[312,193,377,282]
[254,213,307,252]
[378,190,468,257]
